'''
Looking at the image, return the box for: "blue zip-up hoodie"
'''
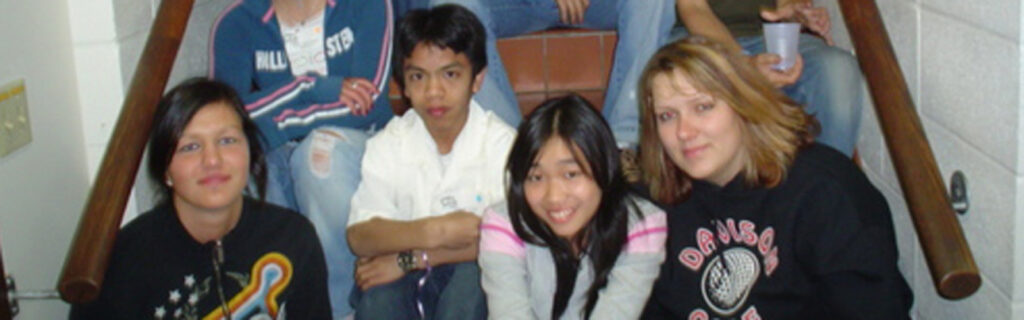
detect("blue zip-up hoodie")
[209,0,393,149]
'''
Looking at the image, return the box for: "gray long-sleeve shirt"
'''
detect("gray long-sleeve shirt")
[478,198,667,319]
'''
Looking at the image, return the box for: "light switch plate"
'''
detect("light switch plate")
[0,79,32,157]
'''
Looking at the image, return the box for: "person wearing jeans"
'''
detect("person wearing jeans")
[349,262,486,319]
[346,6,515,319]
[209,0,395,317]
[738,34,861,156]
[428,0,677,147]
[673,0,862,156]
[290,126,369,318]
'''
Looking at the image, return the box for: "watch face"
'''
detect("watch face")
[398,251,416,272]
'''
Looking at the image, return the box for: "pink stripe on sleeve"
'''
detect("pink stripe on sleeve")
[372,0,393,89]
[272,100,347,122]
[262,7,275,23]
[625,211,668,254]
[245,76,313,111]
[480,209,526,258]
[207,0,244,79]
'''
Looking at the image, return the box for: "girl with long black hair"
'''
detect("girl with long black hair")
[478,94,667,319]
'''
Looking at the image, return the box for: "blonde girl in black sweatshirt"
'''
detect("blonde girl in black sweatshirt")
[637,37,912,319]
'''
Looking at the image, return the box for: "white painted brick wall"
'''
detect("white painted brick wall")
[70,0,123,182]
[924,0,1018,40]
[920,12,1018,170]
[113,0,154,41]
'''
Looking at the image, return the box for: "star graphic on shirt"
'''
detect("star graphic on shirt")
[154,306,166,318]
[188,293,199,306]
[169,290,181,304]
[174,307,183,318]
[184,274,195,288]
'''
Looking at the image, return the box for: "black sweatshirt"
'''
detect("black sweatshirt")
[70,198,331,319]
[643,144,912,319]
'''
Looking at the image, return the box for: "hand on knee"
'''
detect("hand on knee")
[355,254,406,291]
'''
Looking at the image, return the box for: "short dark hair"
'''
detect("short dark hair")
[392,4,488,90]
[505,94,639,319]
[146,78,267,205]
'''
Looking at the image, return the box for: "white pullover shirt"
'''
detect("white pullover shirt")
[349,100,516,224]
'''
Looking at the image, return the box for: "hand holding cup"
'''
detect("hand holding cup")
[763,22,801,71]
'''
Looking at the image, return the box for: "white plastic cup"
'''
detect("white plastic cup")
[763,22,801,70]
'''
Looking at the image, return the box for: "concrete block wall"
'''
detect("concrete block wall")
[823,0,1023,318]
[69,0,124,183]
[110,0,229,92]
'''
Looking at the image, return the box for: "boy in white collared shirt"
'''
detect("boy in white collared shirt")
[346,4,515,319]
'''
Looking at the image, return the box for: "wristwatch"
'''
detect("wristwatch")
[397,250,416,273]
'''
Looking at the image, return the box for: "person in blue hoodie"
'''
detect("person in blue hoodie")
[209,0,393,317]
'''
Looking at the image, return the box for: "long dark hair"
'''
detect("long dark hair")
[146,78,267,205]
[505,94,640,319]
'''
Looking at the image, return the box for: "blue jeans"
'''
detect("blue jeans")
[264,127,369,318]
[742,34,862,156]
[351,262,487,320]
[670,28,863,156]
[428,0,676,145]
[263,142,299,211]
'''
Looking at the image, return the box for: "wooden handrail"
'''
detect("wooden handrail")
[838,0,981,299]
[57,0,195,303]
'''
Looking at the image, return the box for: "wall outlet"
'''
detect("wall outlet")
[0,79,32,158]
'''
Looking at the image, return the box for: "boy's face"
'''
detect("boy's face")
[402,43,485,135]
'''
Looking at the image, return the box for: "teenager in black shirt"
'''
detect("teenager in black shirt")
[636,37,912,319]
[70,79,330,319]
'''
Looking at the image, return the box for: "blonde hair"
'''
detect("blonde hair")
[637,36,819,204]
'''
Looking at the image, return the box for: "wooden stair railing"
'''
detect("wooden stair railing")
[839,0,980,299]
[57,0,196,303]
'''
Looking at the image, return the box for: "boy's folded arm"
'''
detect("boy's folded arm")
[347,217,435,257]
[347,210,481,258]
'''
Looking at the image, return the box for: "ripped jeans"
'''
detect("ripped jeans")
[263,126,369,318]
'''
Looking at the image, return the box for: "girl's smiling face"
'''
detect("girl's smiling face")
[524,138,603,242]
